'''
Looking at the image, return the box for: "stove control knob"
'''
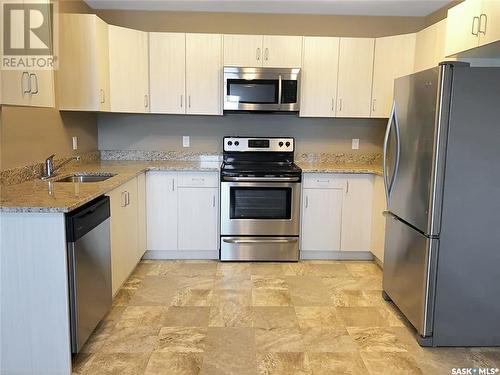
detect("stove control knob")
[227,141,233,146]
[285,141,291,147]
[279,141,284,147]
[234,141,240,146]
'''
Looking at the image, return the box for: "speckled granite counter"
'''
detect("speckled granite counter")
[297,161,383,176]
[0,160,220,213]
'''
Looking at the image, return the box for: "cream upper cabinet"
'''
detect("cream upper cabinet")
[336,38,375,118]
[185,33,222,115]
[478,1,500,46]
[372,33,416,118]
[415,19,447,72]
[149,32,186,114]
[58,14,110,111]
[262,35,303,67]
[108,25,149,113]
[446,0,483,56]
[223,34,263,67]
[300,36,339,117]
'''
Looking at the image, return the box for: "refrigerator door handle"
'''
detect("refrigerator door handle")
[383,102,395,202]
[393,104,402,196]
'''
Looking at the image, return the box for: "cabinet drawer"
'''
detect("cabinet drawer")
[177,172,219,188]
[303,173,346,189]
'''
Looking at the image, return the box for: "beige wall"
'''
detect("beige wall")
[98,114,386,155]
[0,0,98,171]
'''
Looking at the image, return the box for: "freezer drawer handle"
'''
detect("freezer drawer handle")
[223,238,298,244]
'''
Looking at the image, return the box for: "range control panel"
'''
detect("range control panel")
[224,137,294,152]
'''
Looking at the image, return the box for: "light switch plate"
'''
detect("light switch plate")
[72,136,78,150]
[352,138,360,150]
[183,136,190,148]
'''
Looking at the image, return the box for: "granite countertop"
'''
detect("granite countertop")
[1,158,382,213]
[0,160,221,213]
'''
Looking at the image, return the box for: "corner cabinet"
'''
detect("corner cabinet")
[301,173,374,260]
[414,19,447,72]
[146,171,219,259]
[108,25,150,113]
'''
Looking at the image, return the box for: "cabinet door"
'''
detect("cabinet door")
[178,187,218,251]
[446,0,481,56]
[1,70,32,106]
[186,33,222,115]
[300,37,339,118]
[415,19,448,72]
[301,188,343,251]
[262,35,303,68]
[479,1,500,46]
[372,33,416,118]
[26,70,55,108]
[339,175,374,252]
[336,38,375,118]
[371,175,386,262]
[137,172,147,260]
[223,34,263,67]
[108,25,149,113]
[149,32,186,114]
[146,171,178,251]
[96,17,111,111]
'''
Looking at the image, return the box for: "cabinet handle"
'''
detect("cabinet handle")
[188,95,191,108]
[180,94,183,108]
[212,194,216,207]
[472,16,480,36]
[21,71,30,95]
[338,98,343,112]
[172,179,175,191]
[331,98,335,111]
[127,191,130,206]
[121,191,127,207]
[256,47,261,61]
[316,179,330,183]
[144,94,149,108]
[29,73,39,95]
[479,13,488,35]
[372,99,376,112]
[305,196,309,209]
[264,48,269,61]
[100,89,105,104]
[346,181,350,194]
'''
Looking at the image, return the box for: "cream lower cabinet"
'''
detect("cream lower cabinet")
[336,38,375,118]
[372,33,416,118]
[370,175,386,263]
[108,25,149,113]
[107,176,140,296]
[300,36,340,117]
[146,171,219,258]
[301,173,374,259]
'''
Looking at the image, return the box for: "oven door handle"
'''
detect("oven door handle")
[222,176,300,182]
[222,238,298,244]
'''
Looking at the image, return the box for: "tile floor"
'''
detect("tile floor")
[73,260,500,375]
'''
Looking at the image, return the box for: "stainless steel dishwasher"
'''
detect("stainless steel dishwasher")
[66,196,111,353]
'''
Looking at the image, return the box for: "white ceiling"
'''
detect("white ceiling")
[84,0,452,17]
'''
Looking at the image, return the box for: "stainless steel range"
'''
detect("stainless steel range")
[220,137,302,261]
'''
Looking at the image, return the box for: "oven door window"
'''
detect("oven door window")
[230,187,292,220]
[226,79,279,104]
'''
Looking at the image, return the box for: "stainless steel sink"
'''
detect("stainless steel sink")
[54,173,116,183]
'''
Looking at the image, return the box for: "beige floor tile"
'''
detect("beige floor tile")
[205,327,256,353]
[305,263,352,278]
[145,261,181,276]
[360,351,423,375]
[343,262,382,277]
[162,306,210,327]
[128,276,178,306]
[252,307,299,329]
[216,262,251,276]
[251,263,285,276]
[112,287,139,307]
[331,290,371,307]
[172,261,218,276]
[301,327,359,353]
[286,276,331,306]
[100,327,160,353]
[144,352,203,375]
[282,262,309,276]
[257,352,311,375]
[255,327,305,352]
[252,289,293,306]
[72,353,95,374]
[80,321,116,353]
[414,347,496,375]
[175,274,215,290]
[307,352,369,375]
[321,277,363,292]
[116,306,167,328]
[209,305,253,327]
[252,275,288,290]
[336,307,389,327]
[376,305,407,328]
[294,307,344,329]
[212,288,252,306]
[346,327,408,353]
[156,327,208,353]
[214,273,252,290]
[171,289,213,307]
[78,353,150,375]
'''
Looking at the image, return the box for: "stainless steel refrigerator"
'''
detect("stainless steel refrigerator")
[382,62,500,347]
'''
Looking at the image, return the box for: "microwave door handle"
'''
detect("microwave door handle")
[278,74,282,109]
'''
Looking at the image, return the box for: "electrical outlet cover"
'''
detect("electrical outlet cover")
[183,136,190,147]
[352,138,360,150]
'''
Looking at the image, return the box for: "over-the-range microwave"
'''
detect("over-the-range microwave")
[223,67,301,112]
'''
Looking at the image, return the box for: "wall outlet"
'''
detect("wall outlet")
[182,136,190,148]
[72,136,78,150]
[352,138,360,150]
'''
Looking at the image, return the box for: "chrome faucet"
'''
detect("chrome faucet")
[42,153,80,179]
